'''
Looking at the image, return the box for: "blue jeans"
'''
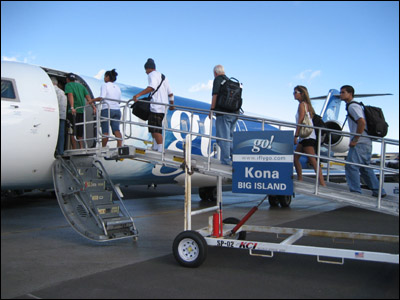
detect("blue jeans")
[101,109,121,134]
[216,114,238,165]
[56,119,66,155]
[345,143,386,196]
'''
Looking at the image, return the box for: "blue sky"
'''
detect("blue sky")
[2,1,399,153]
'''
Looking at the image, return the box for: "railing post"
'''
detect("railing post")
[184,135,192,231]
[326,133,332,183]
[207,111,214,171]
[377,140,386,209]
[314,128,322,194]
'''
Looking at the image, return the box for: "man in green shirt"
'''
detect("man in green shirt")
[65,73,96,149]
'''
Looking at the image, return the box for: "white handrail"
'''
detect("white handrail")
[69,97,399,205]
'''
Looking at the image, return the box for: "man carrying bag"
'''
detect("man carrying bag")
[132,58,174,152]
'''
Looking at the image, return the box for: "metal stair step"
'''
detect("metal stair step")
[88,191,113,205]
[84,179,106,191]
[105,217,134,230]
[77,167,102,179]
[96,204,120,218]
[107,229,137,239]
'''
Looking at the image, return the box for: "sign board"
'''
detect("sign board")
[232,131,293,195]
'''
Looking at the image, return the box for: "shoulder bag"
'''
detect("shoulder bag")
[299,102,313,138]
[131,74,165,121]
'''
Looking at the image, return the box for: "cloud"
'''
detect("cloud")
[2,51,36,63]
[310,70,321,80]
[295,69,322,82]
[189,80,213,93]
[2,56,18,62]
[94,69,106,79]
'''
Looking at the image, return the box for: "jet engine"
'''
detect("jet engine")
[322,120,350,153]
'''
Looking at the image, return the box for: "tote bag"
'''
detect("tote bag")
[299,102,313,138]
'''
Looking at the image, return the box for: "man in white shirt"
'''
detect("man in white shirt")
[133,59,174,152]
[340,85,386,197]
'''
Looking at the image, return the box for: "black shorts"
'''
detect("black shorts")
[67,113,84,137]
[299,138,316,148]
[148,112,165,134]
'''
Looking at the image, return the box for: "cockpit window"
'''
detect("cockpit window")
[1,78,19,102]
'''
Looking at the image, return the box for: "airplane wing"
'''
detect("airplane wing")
[354,93,393,98]
[311,93,392,100]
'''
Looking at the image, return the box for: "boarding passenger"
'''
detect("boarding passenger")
[210,65,239,165]
[65,73,96,149]
[91,69,123,147]
[340,85,387,197]
[51,77,67,156]
[293,85,326,186]
[132,58,174,152]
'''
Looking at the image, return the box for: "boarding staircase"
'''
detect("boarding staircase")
[52,155,138,242]
[52,98,399,243]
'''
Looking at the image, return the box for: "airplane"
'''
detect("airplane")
[1,60,394,204]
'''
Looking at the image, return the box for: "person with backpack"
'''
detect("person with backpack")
[293,85,326,186]
[340,85,386,197]
[210,65,241,165]
[132,59,174,152]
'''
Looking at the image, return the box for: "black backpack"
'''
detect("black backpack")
[312,113,326,144]
[217,77,243,112]
[346,101,388,138]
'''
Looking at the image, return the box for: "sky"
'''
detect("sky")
[2,1,399,154]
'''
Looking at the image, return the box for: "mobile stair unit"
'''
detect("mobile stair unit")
[53,98,398,265]
[52,155,138,242]
[172,136,399,268]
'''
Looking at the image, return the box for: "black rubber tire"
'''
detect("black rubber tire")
[268,195,291,208]
[278,195,292,208]
[199,187,216,202]
[268,195,280,207]
[199,187,210,201]
[173,231,208,268]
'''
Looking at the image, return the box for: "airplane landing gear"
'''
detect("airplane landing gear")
[199,187,217,202]
[268,195,292,207]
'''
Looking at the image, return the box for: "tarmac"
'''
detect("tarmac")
[1,185,399,299]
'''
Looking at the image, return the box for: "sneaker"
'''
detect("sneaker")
[372,193,387,198]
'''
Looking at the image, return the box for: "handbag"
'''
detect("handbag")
[299,102,313,138]
[131,97,151,120]
[131,74,165,121]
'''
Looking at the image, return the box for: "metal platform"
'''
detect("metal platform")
[55,99,398,245]
[295,177,399,216]
[115,145,232,178]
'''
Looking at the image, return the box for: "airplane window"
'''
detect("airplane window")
[1,79,18,101]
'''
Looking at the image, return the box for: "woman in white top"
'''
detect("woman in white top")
[293,85,326,186]
[91,69,123,147]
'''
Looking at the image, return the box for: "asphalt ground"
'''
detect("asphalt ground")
[1,185,399,299]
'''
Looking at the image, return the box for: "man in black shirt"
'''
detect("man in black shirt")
[210,65,239,165]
